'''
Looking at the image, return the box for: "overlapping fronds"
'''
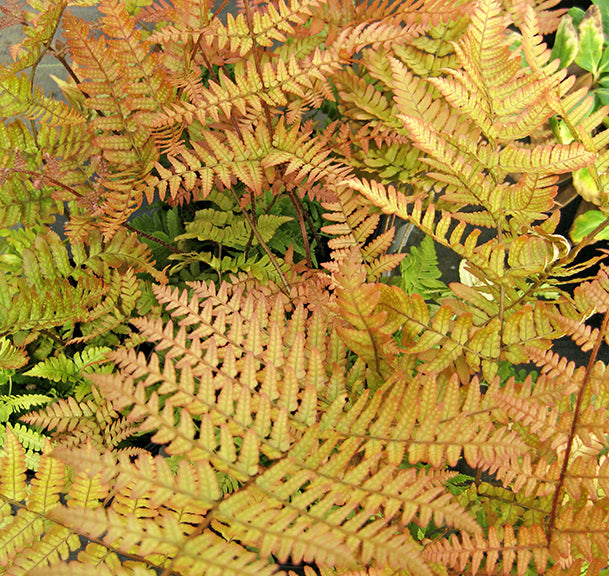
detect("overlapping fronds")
[1,0,608,574]
[0,122,65,229]
[23,346,113,404]
[0,72,85,126]
[0,338,27,370]
[322,184,407,279]
[0,225,163,356]
[20,384,137,449]
[7,253,606,575]
[141,119,352,211]
[3,277,503,575]
[1,0,66,73]
[61,0,173,236]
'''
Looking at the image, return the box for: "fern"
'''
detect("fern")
[0,395,51,469]
[399,234,450,301]
[5,277,489,574]
[1,0,608,573]
[0,225,163,354]
[0,395,51,423]
[177,207,292,249]
[24,346,113,400]
[0,339,27,371]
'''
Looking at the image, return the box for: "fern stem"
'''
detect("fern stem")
[287,189,313,267]
[291,190,327,262]
[40,328,66,348]
[228,187,290,293]
[244,192,257,258]
[51,48,83,87]
[123,222,181,254]
[10,167,84,199]
[26,5,65,140]
[211,0,230,20]
[196,44,245,142]
[546,308,609,542]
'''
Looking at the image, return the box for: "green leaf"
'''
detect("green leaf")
[597,74,609,105]
[551,16,579,69]
[573,166,602,204]
[569,6,586,27]
[570,210,609,243]
[598,48,609,76]
[549,116,575,144]
[24,346,112,384]
[596,85,609,106]
[592,0,609,39]
[575,5,604,74]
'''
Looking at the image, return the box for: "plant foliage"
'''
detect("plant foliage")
[0,0,609,574]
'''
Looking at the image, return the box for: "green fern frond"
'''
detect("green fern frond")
[177,209,292,249]
[71,228,166,283]
[0,122,63,229]
[0,395,51,422]
[399,235,450,301]
[0,226,162,341]
[0,72,86,126]
[0,392,50,468]
[24,346,113,385]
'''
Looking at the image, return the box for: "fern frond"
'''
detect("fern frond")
[0,268,106,337]
[170,250,288,285]
[390,16,467,77]
[0,72,86,126]
[0,121,63,229]
[0,394,51,422]
[499,142,595,173]
[399,235,450,300]
[20,386,135,450]
[158,49,338,128]
[0,226,163,342]
[0,426,27,502]
[24,346,112,384]
[425,523,550,576]
[0,338,28,370]
[2,0,65,72]
[0,433,105,574]
[75,280,485,573]
[322,184,405,279]
[232,0,322,49]
[0,432,70,569]
[71,228,166,283]
[267,121,354,199]
[61,0,176,236]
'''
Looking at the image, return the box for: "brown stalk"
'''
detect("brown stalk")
[546,308,609,542]
[228,186,290,292]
